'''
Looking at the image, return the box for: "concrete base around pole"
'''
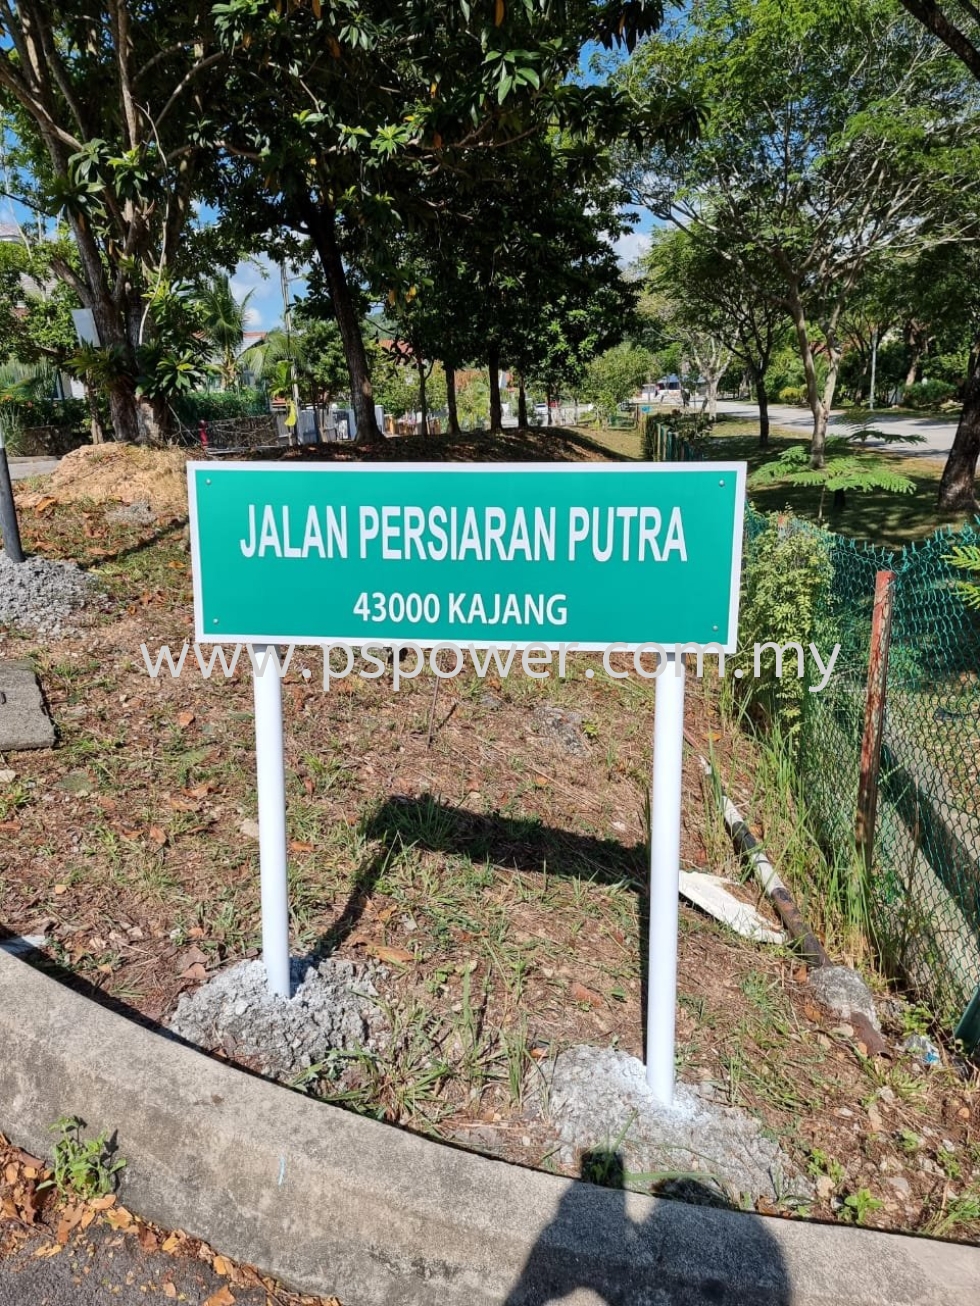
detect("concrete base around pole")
[0,948,977,1306]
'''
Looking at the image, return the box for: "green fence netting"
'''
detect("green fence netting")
[644,417,980,1031]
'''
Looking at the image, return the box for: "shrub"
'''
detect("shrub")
[901,379,957,409]
[172,387,268,425]
[777,385,809,406]
[735,514,834,732]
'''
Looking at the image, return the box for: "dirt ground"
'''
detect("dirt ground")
[1,428,978,1243]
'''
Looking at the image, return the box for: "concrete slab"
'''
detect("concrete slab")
[0,659,55,750]
[0,947,977,1306]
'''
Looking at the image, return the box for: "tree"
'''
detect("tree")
[196,275,255,389]
[620,0,980,467]
[643,223,787,442]
[0,3,231,442]
[583,342,652,421]
[896,0,980,508]
[209,1,693,444]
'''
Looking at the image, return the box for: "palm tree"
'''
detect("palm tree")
[196,275,255,389]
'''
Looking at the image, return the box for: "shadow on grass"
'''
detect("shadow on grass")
[323,792,652,1025]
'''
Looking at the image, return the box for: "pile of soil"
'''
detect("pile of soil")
[16,444,191,515]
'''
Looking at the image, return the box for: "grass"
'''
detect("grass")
[585,415,973,550]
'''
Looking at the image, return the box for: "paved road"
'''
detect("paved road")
[7,456,59,482]
[0,1217,338,1306]
[712,399,959,461]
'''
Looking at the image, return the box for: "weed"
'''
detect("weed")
[898,1129,921,1154]
[842,1187,883,1225]
[926,1189,980,1239]
[937,1148,962,1181]
[807,1148,845,1188]
[40,1116,126,1201]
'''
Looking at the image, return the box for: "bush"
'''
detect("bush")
[777,385,809,406]
[172,388,268,425]
[735,513,833,732]
[901,379,957,410]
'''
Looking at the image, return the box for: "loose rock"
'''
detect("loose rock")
[169,955,388,1081]
[807,965,881,1032]
[0,553,93,637]
[540,1045,812,1206]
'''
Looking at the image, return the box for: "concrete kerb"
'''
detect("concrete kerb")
[0,948,977,1306]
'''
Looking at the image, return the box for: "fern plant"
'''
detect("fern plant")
[946,544,980,610]
[749,436,916,521]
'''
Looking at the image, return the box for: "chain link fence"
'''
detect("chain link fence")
[644,417,980,1034]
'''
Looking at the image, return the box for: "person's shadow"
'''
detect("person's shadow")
[503,1151,792,1306]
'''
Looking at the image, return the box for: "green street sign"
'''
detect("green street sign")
[188,461,746,650]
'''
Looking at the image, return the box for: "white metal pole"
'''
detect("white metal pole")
[646,651,686,1105]
[252,644,291,998]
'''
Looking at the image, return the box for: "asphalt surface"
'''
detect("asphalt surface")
[6,457,59,482]
[0,1220,282,1305]
[712,398,959,460]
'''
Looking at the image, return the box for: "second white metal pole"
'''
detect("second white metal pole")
[252,645,291,998]
[646,651,686,1105]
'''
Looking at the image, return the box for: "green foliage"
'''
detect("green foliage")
[171,388,268,425]
[40,1116,126,1202]
[778,385,809,406]
[750,439,916,520]
[736,515,834,729]
[945,543,980,609]
[842,1188,883,1225]
[583,343,652,422]
[902,379,958,409]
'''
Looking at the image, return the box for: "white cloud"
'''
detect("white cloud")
[613,229,651,268]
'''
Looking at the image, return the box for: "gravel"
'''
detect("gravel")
[542,1045,812,1206]
[0,553,94,637]
[168,955,388,1081]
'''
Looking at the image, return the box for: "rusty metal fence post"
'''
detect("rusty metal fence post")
[855,569,897,873]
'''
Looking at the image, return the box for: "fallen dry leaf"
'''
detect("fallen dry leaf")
[211,1254,232,1277]
[162,1283,178,1299]
[0,821,21,833]
[161,1231,183,1253]
[148,825,168,848]
[180,962,207,981]
[569,981,602,1007]
[105,1206,133,1230]
[289,840,314,853]
[203,1287,236,1306]
[88,1194,117,1211]
[366,944,414,965]
[176,711,195,728]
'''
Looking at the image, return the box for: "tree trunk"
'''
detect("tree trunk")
[756,371,770,447]
[488,344,502,433]
[517,375,528,427]
[445,363,460,435]
[706,377,719,421]
[546,387,553,427]
[787,289,828,468]
[86,389,105,444]
[938,362,980,511]
[302,199,382,445]
[418,357,428,436]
